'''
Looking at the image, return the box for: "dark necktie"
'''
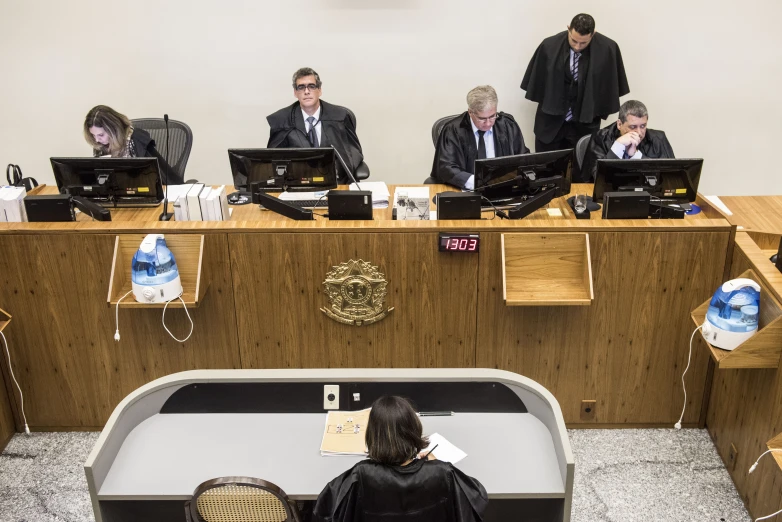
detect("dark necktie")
[565,52,581,122]
[477,130,487,160]
[307,116,319,147]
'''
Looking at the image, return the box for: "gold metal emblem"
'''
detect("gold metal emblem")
[321,259,394,326]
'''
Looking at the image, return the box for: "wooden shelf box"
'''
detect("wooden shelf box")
[107,234,207,309]
[690,269,782,369]
[501,233,594,306]
[768,433,782,472]
[0,308,10,334]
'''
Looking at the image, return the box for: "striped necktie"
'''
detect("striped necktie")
[307,116,319,147]
[565,52,581,122]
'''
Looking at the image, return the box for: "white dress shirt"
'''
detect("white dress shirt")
[302,105,322,145]
[610,140,643,160]
[465,119,496,190]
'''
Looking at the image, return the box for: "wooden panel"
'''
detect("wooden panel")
[502,233,593,306]
[719,196,782,233]
[768,433,782,472]
[477,230,731,425]
[0,233,240,428]
[0,341,16,450]
[707,244,782,519]
[230,233,477,370]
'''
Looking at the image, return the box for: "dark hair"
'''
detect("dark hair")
[570,13,595,35]
[292,67,322,89]
[366,396,429,465]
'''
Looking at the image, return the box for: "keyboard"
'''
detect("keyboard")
[282,199,329,209]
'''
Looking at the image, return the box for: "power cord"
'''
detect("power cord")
[479,196,501,220]
[311,192,329,219]
[114,290,133,341]
[1,331,30,435]
[749,448,782,474]
[675,324,702,429]
[162,295,194,343]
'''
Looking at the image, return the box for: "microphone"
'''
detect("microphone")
[158,114,172,221]
[331,145,361,190]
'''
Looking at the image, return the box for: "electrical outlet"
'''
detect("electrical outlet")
[728,443,739,472]
[580,400,597,421]
[324,385,339,410]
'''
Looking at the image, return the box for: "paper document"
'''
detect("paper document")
[320,408,371,456]
[279,190,329,201]
[349,182,390,209]
[164,184,194,203]
[422,433,467,464]
[705,195,732,216]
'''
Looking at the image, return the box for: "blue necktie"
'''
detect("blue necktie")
[307,116,319,147]
[565,52,581,122]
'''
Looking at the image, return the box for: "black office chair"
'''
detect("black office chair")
[132,118,194,183]
[575,134,591,171]
[335,106,370,181]
[424,114,461,184]
[185,476,301,522]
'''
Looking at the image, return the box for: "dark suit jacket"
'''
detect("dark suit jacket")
[266,101,364,184]
[577,123,675,182]
[430,112,529,189]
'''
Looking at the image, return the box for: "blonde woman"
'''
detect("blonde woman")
[83,105,182,184]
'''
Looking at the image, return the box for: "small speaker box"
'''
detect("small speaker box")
[327,190,373,220]
[436,192,481,220]
[602,191,650,219]
[24,194,74,222]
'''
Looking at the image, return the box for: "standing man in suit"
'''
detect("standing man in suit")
[267,67,367,183]
[431,85,529,190]
[578,100,675,182]
[521,14,629,153]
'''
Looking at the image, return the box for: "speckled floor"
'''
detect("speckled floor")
[0,429,751,521]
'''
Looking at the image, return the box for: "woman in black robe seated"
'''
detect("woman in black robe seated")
[314,396,488,522]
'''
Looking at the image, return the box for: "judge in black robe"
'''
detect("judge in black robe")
[313,459,488,522]
[521,14,629,152]
[578,100,675,183]
[267,100,366,185]
[430,112,529,189]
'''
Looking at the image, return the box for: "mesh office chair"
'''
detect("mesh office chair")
[185,477,301,522]
[425,114,461,184]
[334,106,370,180]
[575,134,591,171]
[131,118,193,182]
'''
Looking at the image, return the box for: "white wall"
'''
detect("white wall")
[1,0,779,195]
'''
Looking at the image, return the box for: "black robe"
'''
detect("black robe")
[314,459,488,522]
[266,100,364,184]
[430,112,529,189]
[577,124,675,183]
[521,31,630,143]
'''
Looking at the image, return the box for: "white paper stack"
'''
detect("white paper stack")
[0,186,28,222]
[350,182,390,209]
[172,184,232,221]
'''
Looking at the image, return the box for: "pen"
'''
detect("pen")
[421,444,438,460]
[418,411,454,417]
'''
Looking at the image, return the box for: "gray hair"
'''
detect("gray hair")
[292,67,322,88]
[618,100,648,123]
[467,85,498,113]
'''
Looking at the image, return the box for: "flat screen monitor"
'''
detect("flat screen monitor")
[474,149,572,198]
[228,148,338,193]
[50,157,164,207]
[593,158,703,202]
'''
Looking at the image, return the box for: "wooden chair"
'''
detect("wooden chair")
[185,477,301,522]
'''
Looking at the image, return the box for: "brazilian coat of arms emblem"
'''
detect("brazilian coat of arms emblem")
[321,259,394,326]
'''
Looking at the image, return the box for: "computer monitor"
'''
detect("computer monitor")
[593,158,703,202]
[228,148,338,193]
[50,157,164,207]
[474,149,572,199]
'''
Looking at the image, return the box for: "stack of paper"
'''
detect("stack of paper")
[173,184,231,221]
[350,182,390,209]
[421,433,467,464]
[278,190,329,202]
[0,186,28,222]
[320,408,371,456]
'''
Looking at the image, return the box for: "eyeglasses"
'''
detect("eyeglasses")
[471,112,499,123]
[295,83,320,92]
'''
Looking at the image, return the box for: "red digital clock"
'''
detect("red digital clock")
[439,233,480,252]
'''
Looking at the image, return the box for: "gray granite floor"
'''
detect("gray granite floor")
[0,429,751,521]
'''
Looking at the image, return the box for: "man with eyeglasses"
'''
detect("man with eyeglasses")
[521,14,629,154]
[430,85,529,190]
[578,100,674,183]
[267,67,366,183]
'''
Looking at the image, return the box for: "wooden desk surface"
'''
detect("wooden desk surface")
[1,184,730,234]
[715,196,782,233]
